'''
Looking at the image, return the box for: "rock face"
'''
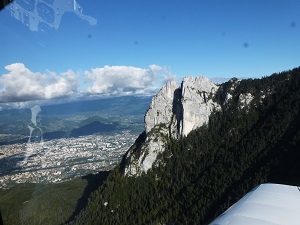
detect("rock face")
[144,80,178,136]
[181,77,220,136]
[123,76,221,176]
[239,93,254,109]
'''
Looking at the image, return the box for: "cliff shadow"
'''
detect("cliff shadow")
[64,171,110,224]
[171,88,183,138]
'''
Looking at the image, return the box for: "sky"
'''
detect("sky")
[0,0,300,110]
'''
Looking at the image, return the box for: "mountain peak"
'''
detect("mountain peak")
[123,76,221,176]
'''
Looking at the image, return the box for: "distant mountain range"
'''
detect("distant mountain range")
[70,121,118,138]
[0,96,151,144]
[40,95,152,116]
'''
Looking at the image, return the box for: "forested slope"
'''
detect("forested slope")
[72,67,300,225]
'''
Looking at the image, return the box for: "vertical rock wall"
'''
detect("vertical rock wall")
[124,76,221,176]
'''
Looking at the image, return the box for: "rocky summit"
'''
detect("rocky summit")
[123,76,222,176]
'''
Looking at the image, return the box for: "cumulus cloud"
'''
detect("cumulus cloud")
[0,63,176,110]
[84,65,175,95]
[0,63,78,103]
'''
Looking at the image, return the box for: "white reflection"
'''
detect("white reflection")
[10,0,97,33]
[24,105,43,165]
[27,105,43,144]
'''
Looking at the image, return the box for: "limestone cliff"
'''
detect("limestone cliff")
[180,76,220,136]
[123,76,221,176]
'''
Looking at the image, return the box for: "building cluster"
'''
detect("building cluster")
[0,130,137,189]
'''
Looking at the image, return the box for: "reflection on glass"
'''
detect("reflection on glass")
[27,105,43,144]
[9,0,97,33]
[23,105,43,166]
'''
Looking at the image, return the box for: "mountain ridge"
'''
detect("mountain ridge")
[70,67,300,225]
[122,75,258,176]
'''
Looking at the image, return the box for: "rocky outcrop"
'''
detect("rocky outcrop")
[144,80,178,136]
[239,93,254,109]
[122,75,262,176]
[144,76,220,139]
[123,76,221,176]
[180,76,220,136]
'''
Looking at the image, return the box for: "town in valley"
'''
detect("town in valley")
[0,130,137,189]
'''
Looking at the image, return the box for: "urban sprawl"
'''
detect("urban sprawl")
[0,131,136,189]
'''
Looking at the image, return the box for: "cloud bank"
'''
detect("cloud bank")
[0,63,175,109]
[85,64,172,95]
[0,63,78,103]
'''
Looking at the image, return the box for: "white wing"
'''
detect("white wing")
[209,183,300,225]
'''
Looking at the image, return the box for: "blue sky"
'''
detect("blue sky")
[0,0,300,109]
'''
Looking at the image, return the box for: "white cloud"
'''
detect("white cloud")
[0,63,176,110]
[0,63,78,103]
[85,65,175,95]
[149,64,162,71]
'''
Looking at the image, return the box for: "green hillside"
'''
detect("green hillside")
[0,172,109,225]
